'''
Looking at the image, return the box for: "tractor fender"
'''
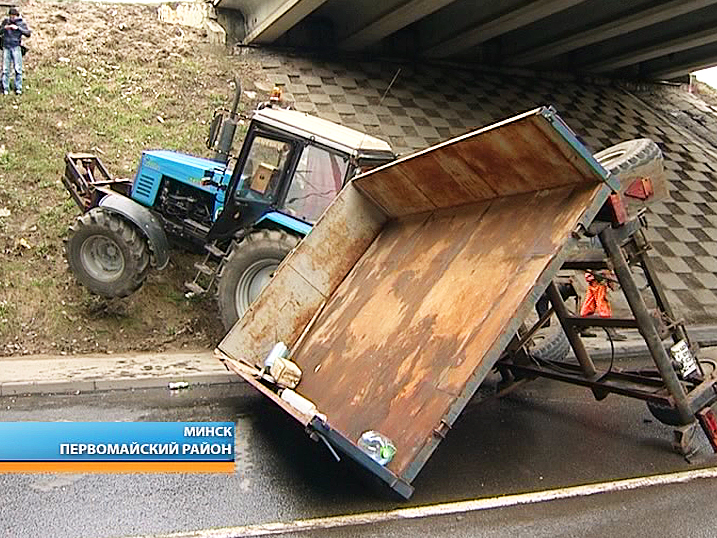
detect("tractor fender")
[257,211,312,237]
[98,194,170,270]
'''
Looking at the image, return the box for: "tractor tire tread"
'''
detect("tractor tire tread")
[64,208,150,298]
[529,324,572,363]
[216,229,300,330]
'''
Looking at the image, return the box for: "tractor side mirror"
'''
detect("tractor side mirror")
[207,111,224,150]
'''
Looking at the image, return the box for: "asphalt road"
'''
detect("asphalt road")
[292,479,717,538]
[1,374,717,538]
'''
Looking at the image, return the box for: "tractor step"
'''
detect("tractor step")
[184,241,227,298]
[185,281,207,296]
[205,243,226,258]
[194,263,214,276]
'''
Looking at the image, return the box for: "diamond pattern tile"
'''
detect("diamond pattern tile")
[246,50,717,322]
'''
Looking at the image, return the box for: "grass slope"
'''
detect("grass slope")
[0,0,265,355]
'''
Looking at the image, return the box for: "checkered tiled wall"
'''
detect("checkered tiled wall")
[246,50,717,322]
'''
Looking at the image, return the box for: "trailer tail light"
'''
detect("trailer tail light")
[697,407,717,453]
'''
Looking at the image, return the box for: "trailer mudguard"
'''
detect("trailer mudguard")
[99,194,170,270]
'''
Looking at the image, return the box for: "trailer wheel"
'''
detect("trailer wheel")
[529,322,571,362]
[523,281,577,363]
[65,208,150,297]
[594,138,660,180]
[594,138,666,209]
[216,229,300,330]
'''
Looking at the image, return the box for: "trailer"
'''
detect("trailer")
[215,107,717,498]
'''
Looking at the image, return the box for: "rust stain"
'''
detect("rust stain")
[224,109,609,481]
[291,183,602,475]
[354,114,602,219]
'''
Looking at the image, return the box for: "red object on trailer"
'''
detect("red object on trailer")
[609,192,628,225]
[697,407,717,453]
[624,177,654,201]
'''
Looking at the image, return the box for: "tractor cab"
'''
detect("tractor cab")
[208,106,396,241]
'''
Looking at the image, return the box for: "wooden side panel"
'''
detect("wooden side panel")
[354,165,436,217]
[219,263,324,367]
[218,184,387,367]
[353,111,605,218]
[290,183,601,477]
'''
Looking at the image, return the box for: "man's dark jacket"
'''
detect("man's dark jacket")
[0,17,30,49]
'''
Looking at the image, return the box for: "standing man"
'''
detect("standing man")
[1,7,30,95]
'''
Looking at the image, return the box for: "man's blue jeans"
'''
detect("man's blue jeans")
[2,46,22,94]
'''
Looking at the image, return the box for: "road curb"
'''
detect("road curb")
[1,331,715,397]
[0,371,244,397]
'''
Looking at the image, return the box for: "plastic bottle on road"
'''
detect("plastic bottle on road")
[357,430,396,466]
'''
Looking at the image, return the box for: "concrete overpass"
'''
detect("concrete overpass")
[212,0,717,81]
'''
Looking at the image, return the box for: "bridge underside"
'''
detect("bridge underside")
[214,0,717,81]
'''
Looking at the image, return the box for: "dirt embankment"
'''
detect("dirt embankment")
[0,0,270,356]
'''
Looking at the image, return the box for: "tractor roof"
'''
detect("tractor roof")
[252,107,394,157]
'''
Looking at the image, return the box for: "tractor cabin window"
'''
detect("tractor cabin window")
[237,136,293,203]
[283,145,349,223]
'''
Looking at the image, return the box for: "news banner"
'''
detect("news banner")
[0,422,235,472]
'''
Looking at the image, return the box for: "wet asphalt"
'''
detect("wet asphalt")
[1,369,717,538]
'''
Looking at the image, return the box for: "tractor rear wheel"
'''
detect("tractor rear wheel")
[65,208,150,297]
[216,229,300,331]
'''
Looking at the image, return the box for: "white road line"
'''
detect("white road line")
[131,467,717,538]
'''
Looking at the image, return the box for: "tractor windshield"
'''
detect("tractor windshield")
[235,136,293,203]
[283,145,349,223]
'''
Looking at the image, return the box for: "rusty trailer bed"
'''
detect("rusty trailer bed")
[218,107,618,498]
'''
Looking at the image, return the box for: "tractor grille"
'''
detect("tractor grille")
[134,174,154,199]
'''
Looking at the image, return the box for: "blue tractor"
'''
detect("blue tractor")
[62,85,396,329]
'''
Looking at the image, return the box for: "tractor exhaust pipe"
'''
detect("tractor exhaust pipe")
[213,79,241,164]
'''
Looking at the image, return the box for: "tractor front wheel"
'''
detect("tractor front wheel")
[216,229,300,331]
[65,208,151,297]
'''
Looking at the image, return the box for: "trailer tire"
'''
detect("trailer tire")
[65,208,150,297]
[594,138,660,180]
[216,229,300,331]
[594,138,667,213]
[528,322,571,362]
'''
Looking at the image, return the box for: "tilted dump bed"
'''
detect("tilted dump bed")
[218,107,617,498]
